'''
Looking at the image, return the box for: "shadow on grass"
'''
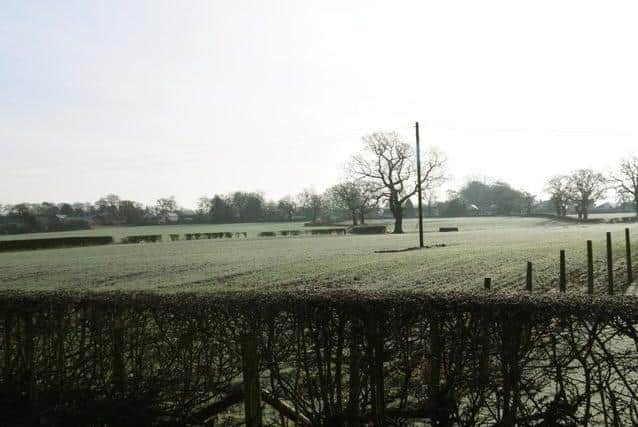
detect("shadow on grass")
[375,243,447,253]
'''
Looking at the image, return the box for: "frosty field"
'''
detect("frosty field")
[0,217,635,293]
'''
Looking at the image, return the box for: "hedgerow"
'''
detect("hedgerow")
[0,236,113,252]
[1,290,637,425]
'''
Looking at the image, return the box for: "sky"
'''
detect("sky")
[2,0,637,208]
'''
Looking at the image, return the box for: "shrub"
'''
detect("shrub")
[310,228,346,235]
[0,236,113,252]
[350,225,387,234]
[280,230,301,236]
[121,235,162,244]
[169,234,180,241]
[258,231,277,237]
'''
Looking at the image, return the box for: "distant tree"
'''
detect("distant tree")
[58,203,74,216]
[277,197,296,222]
[545,176,572,217]
[612,155,638,217]
[520,191,536,215]
[349,131,445,233]
[118,200,145,225]
[328,182,361,225]
[229,192,264,222]
[568,169,608,220]
[196,197,212,217]
[460,180,492,213]
[9,203,36,227]
[210,195,232,223]
[156,196,177,216]
[458,179,528,215]
[439,197,467,217]
[298,189,324,224]
[95,194,122,223]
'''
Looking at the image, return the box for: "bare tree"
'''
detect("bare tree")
[298,189,324,224]
[328,182,361,225]
[545,176,572,217]
[612,156,638,217]
[196,197,212,216]
[156,196,177,216]
[520,191,536,215]
[328,181,380,225]
[568,169,607,220]
[349,131,445,233]
[277,197,296,222]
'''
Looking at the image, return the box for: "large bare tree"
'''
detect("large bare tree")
[349,131,445,233]
[612,156,638,216]
[545,176,572,217]
[568,169,607,220]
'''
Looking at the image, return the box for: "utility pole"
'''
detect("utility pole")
[415,122,424,248]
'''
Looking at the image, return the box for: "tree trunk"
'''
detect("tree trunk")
[582,200,589,220]
[351,211,358,226]
[393,210,403,234]
[358,210,365,225]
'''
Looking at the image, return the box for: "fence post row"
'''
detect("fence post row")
[241,327,262,427]
[587,240,594,295]
[607,232,614,295]
[625,228,634,284]
[559,250,566,293]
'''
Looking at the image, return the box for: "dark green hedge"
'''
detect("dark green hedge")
[121,235,162,244]
[0,236,113,252]
[351,225,387,234]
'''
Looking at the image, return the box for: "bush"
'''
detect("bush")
[0,236,113,252]
[258,231,277,237]
[121,235,162,244]
[350,225,387,234]
[169,234,180,241]
[280,230,302,236]
[310,228,346,235]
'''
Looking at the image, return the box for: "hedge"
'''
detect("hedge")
[439,227,459,232]
[350,225,387,234]
[0,236,114,252]
[121,235,162,244]
[1,290,638,425]
[310,228,346,235]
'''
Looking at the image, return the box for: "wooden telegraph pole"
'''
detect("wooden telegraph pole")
[415,122,424,248]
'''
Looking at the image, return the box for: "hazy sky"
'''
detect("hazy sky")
[2,1,637,208]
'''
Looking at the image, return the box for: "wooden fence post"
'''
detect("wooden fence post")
[368,314,385,426]
[607,232,614,295]
[587,240,594,295]
[559,250,566,292]
[241,327,262,427]
[625,228,634,283]
[484,278,491,290]
[526,262,533,291]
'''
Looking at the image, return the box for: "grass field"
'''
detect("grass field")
[0,217,636,294]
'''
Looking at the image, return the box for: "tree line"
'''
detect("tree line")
[2,130,637,234]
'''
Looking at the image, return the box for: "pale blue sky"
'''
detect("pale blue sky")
[2,1,638,207]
